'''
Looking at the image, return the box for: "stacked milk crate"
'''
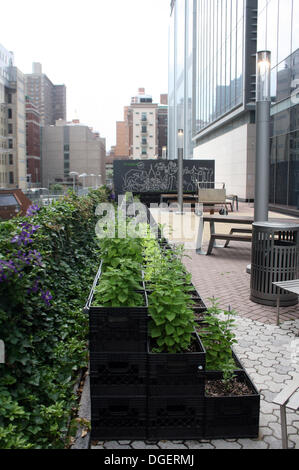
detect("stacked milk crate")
[87,264,149,440]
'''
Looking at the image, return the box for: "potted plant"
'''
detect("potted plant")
[144,239,206,439]
[196,299,260,439]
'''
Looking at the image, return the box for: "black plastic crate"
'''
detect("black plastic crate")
[85,264,149,353]
[147,396,205,440]
[148,332,206,396]
[90,352,147,396]
[91,396,147,440]
[204,370,260,439]
[89,307,148,353]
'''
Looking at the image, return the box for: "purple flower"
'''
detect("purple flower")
[26,204,40,217]
[41,290,53,306]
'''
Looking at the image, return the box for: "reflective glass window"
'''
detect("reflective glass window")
[277,0,292,65]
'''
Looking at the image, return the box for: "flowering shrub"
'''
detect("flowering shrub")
[0,187,109,449]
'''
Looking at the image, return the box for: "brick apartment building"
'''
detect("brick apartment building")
[25,96,41,185]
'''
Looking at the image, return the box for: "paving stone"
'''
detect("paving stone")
[238,439,268,449]
[213,440,242,449]
[259,426,274,437]
[184,441,215,449]
[263,435,283,449]
[91,445,105,449]
[269,372,291,383]
[131,441,159,449]
[158,441,188,449]
[103,441,132,449]
[263,381,285,393]
[261,389,280,403]
[118,441,131,445]
[289,435,299,448]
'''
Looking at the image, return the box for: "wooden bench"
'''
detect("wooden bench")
[207,233,252,255]
[224,228,252,248]
[273,375,299,449]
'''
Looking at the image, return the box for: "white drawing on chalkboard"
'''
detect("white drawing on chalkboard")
[121,161,213,193]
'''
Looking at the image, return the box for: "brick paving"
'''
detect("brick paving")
[76,205,299,450]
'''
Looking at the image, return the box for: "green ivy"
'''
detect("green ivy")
[0,187,109,449]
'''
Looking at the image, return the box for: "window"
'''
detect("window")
[8,124,13,134]
[7,108,12,119]
[64,144,70,151]
[8,139,13,149]
[9,154,13,165]
[9,171,14,184]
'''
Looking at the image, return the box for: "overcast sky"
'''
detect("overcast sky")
[1,0,170,150]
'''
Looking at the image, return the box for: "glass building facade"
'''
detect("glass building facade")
[168,0,257,160]
[258,0,299,208]
[168,0,195,160]
[196,0,245,133]
[169,0,299,208]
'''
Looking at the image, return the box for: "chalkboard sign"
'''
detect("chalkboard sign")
[113,159,215,195]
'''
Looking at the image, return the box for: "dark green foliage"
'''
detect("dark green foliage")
[0,187,109,449]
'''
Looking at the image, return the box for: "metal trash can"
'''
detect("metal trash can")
[250,222,299,306]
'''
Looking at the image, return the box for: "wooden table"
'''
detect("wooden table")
[196,214,254,255]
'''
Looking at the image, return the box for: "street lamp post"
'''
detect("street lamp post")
[90,174,96,188]
[162,146,167,160]
[177,129,184,214]
[79,173,87,189]
[254,50,271,222]
[69,171,79,193]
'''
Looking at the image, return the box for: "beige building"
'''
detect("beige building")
[130,89,158,159]
[114,89,159,160]
[0,44,27,190]
[41,120,106,188]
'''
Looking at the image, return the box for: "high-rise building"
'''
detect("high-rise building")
[115,107,130,158]
[25,63,66,126]
[41,119,106,188]
[26,96,41,185]
[0,44,27,190]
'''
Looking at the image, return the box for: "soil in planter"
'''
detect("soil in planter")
[206,378,255,397]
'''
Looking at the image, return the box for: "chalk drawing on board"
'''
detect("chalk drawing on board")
[120,161,214,194]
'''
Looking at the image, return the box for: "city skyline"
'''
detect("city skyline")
[0,0,170,150]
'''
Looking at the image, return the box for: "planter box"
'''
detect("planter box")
[85,264,148,353]
[204,370,260,439]
[90,352,147,397]
[91,397,147,440]
[147,396,205,440]
[148,332,206,396]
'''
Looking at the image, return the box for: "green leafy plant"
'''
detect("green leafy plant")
[93,260,144,307]
[197,298,238,385]
[144,238,196,353]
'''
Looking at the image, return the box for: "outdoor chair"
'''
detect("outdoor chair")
[273,375,299,449]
